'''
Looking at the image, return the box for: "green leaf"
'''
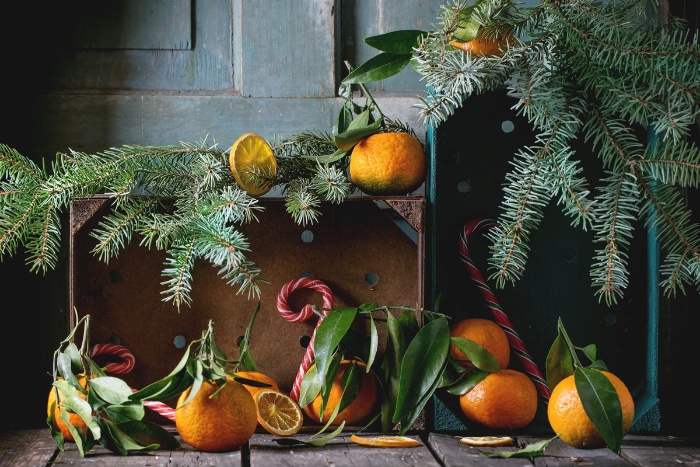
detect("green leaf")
[443,367,489,395]
[397,356,448,434]
[580,344,598,364]
[342,52,412,84]
[299,365,322,409]
[270,420,346,447]
[545,333,574,390]
[334,119,383,151]
[118,420,181,450]
[367,313,378,371]
[301,148,348,163]
[130,369,193,402]
[101,401,145,424]
[483,435,559,458]
[450,337,501,372]
[335,361,362,415]
[89,376,133,405]
[364,30,426,53]
[336,105,353,134]
[393,317,451,423]
[313,307,358,382]
[380,311,405,432]
[238,301,261,372]
[576,367,623,453]
[451,3,482,42]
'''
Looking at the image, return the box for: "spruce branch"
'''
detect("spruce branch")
[403,0,700,303]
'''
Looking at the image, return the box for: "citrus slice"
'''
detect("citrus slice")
[229,132,277,197]
[459,436,514,447]
[349,434,421,448]
[255,389,303,437]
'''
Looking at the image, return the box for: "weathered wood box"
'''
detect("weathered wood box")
[68,195,425,421]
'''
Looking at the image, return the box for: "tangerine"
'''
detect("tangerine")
[459,369,537,430]
[175,377,257,452]
[46,374,92,442]
[348,132,427,196]
[450,318,510,370]
[450,29,514,57]
[302,360,378,426]
[547,371,635,449]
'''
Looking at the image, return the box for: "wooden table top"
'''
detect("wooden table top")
[2,428,699,467]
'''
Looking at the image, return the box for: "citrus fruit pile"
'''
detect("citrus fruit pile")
[450,317,538,430]
[349,132,427,196]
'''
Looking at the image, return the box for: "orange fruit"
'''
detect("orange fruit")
[349,434,421,448]
[348,132,427,196]
[175,377,257,452]
[47,374,92,442]
[229,132,277,197]
[450,29,514,57]
[459,369,537,429]
[450,318,510,370]
[302,360,378,426]
[547,371,635,449]
[235,371,280,400]
[255,389,304,436]
[234,371,281,426]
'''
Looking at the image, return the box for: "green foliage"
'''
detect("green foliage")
[48,310,180,457]
[345,0,700,306]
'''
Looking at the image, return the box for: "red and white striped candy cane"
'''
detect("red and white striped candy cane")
[90,343,176,421]
[277,277,334,402]
[90,343,135,375]
[459,218,551,402]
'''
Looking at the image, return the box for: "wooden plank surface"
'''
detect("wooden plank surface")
[249,433,439,467]
[2,429,700,466]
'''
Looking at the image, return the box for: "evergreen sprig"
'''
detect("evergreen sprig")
[0,80,412,309]
[347,0,700,305]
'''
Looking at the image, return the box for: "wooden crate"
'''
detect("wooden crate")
[68,195,424,419]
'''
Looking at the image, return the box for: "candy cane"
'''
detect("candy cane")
[90,343,177,421]
[277,277,334,402]
[90,343,135,375]
[459,219,551,402]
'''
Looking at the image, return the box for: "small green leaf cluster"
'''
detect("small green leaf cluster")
[545,318,628,453]
[48,312,180,457]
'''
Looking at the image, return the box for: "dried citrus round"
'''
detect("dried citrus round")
[47,374,92,442]
[349,434,421,448]
[175,377,257,452]
[459,436,514,447]
[548,371,635,449]
[450,318,510,370]
[348,132,427,196]
[459,369,537,430]
[229,132,277,196]
[255,389,303,437]
[302,360,378,426]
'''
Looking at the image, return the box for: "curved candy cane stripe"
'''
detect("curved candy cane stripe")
[143,400,176,422]
[459,218,551,402]
[277,277,334,402]
[90,343,135,375]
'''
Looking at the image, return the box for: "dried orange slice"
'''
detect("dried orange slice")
[229,132,277,196]
[459,436,514,447]
[349,434,421,448]
[255,389,303,437]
